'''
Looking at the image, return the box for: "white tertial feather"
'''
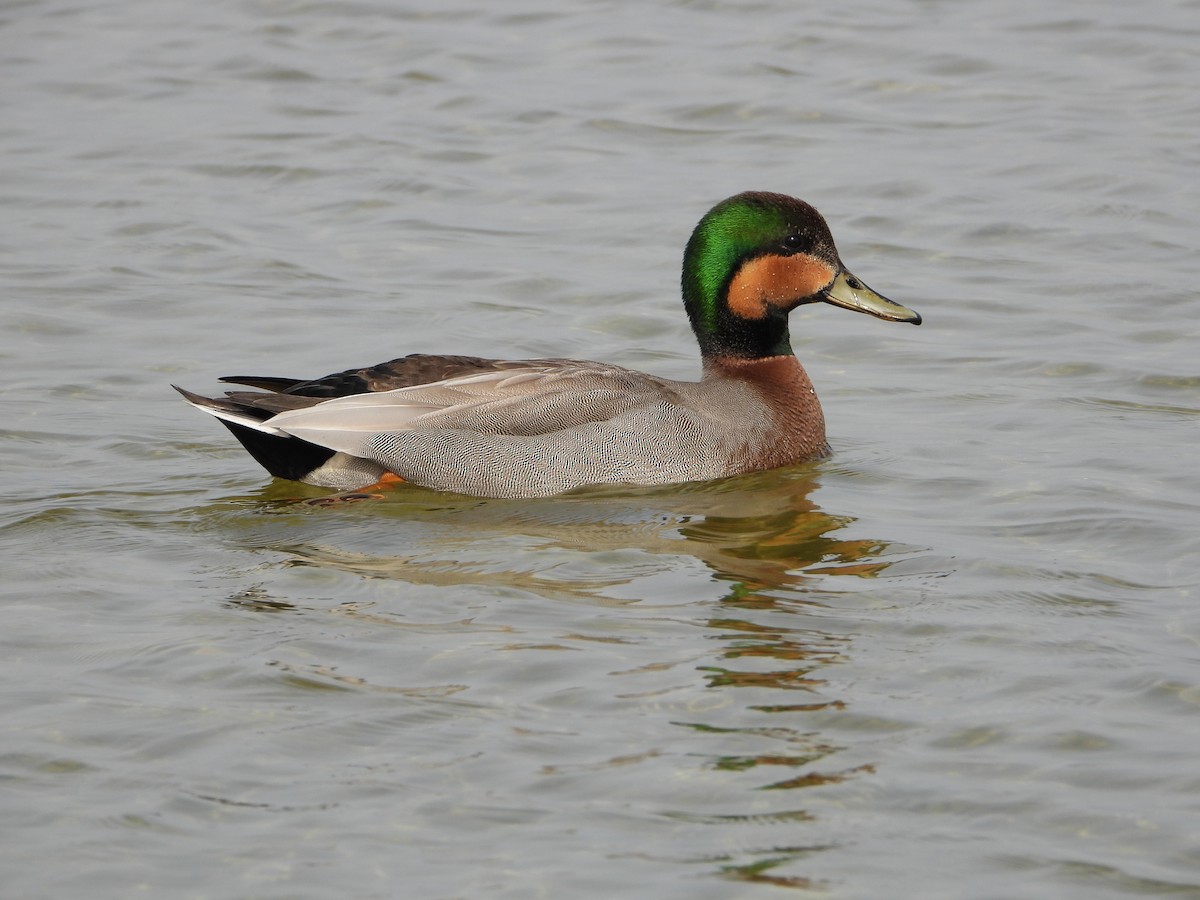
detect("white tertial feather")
[179,395,290,436]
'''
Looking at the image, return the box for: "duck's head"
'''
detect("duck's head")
[682,191,920,360]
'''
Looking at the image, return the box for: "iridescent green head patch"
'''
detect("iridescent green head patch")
[683,195,789,333]
[681,192,837,338]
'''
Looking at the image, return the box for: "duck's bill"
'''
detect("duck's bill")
[821,269,921,324]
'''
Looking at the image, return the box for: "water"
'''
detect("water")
[3,0,1200,896]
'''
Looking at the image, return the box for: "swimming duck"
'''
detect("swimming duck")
[176,191,920,499]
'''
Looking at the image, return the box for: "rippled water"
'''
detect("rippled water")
[4,0,1199,896]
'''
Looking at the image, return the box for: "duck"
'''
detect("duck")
[176,191,921,499]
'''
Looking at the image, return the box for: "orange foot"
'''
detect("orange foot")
[302,472,406,506]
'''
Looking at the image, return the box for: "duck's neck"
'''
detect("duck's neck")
[688,308,795,360]
[703,352,807,385]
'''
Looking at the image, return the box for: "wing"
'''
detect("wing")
[263,361,685,455]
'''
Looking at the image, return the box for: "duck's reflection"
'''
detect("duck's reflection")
[233,467,889,602]
[220,467,907,891]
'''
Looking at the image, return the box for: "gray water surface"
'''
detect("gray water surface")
[3,1,1199,897]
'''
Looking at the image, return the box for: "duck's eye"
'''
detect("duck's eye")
[782,234,804,252]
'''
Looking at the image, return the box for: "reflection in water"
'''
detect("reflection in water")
[234,467,889,602]
[217,468,908,890]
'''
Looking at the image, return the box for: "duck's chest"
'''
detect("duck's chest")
[683,358,829,471]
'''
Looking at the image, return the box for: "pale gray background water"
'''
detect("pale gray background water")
[3,0,1199,897]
